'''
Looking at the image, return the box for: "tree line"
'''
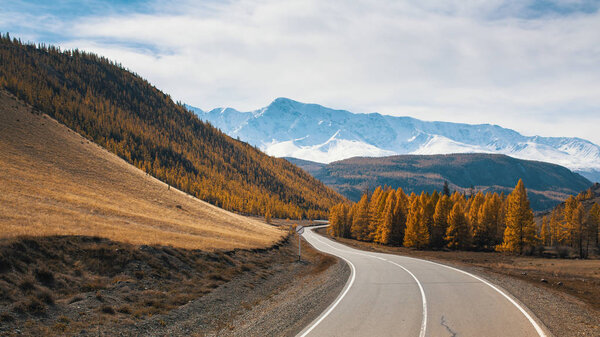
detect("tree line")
[540,189,600,258]
[0,34,345,219]
[329,180,600,256]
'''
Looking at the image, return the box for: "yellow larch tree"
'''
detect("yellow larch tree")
[475,193,502,249]
[497,179,537,254]
[539,216,550,246]
[351,193,371,241]
[367,187,387,241]
[403,197,429,248]
[588,203,600,248]
[445,203,471,250]
[431,195,452,249]
[468,191,485,231]
[328,203,351,238]
[389,188,409,245]
[419,192,436,245]
[549,207,564,246]
[375,192,397,245]
[571,201,585,257]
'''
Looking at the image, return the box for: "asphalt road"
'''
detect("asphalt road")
[297,227,550,337]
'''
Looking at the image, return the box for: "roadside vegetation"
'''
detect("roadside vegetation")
[328,180,600,258]
[0,233,341,336]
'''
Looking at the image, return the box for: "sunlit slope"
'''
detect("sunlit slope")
[0,90,284,250]
[0,36,345,219]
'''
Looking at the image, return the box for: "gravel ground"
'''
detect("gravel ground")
[219,258,349,337]
[107,257,349,337]
[0,234,350,337]
[477,268,600,337]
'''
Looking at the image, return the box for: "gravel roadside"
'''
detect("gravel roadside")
[478,268,599,337]
[101,234,350,337]
[0,234,350,337]
[218,257,349,337]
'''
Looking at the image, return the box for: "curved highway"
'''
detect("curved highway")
[297,227,550,337]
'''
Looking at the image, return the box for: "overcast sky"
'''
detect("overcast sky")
[2,0,600,144]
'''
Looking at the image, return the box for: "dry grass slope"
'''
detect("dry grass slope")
[0,90,283,250]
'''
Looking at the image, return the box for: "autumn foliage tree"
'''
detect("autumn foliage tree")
[404,197,429,249]
[351,194,371,241]
[539,216,550,246]
[474,193,504,249]
[445,203,471,250]
[329,177,599,257]
[536,185,600,258]
[431,195,452,248]
[374,192,397,245]
[328,203,351,238]
[588,203,600,249]
[497,179,537,253]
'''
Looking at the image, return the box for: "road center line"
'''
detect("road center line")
[414,258,548,337]
[303,230,427,337]
[297,233,357,337]
[306,227,548,337]
[385,259,427,337]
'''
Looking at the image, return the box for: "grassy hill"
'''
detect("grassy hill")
[287,154,592,211]
[0,89,283,250]
[0,87,343,336]
[0,35,344,219]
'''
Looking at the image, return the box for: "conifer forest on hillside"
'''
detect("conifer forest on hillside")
[0,34,345,220]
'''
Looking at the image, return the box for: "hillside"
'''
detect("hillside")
[287,154,592,211]
[190,97,600,182]
[0,89,283,250]
[0,36,345,219]
[537,183,600,219]
[0,88,350,336]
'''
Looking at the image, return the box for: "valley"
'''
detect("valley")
[1,30,598,337]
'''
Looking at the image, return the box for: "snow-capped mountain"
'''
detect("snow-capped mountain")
[187,98,600,182]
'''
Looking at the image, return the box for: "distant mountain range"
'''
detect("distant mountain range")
[286,154,593,211]
[188,98,600,182]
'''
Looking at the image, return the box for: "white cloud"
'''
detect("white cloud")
[4,0,600,144]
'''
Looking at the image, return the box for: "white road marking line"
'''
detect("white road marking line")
[309,228,549,337]
[414,258,548,337]
[303,231,427,337]
[386,260,427,337]
[297,233,357,337]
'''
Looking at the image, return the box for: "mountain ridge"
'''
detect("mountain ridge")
[285,153,593,211]
[188,97,600,182]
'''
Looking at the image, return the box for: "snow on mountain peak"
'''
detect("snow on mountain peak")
[189,99,600,182]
